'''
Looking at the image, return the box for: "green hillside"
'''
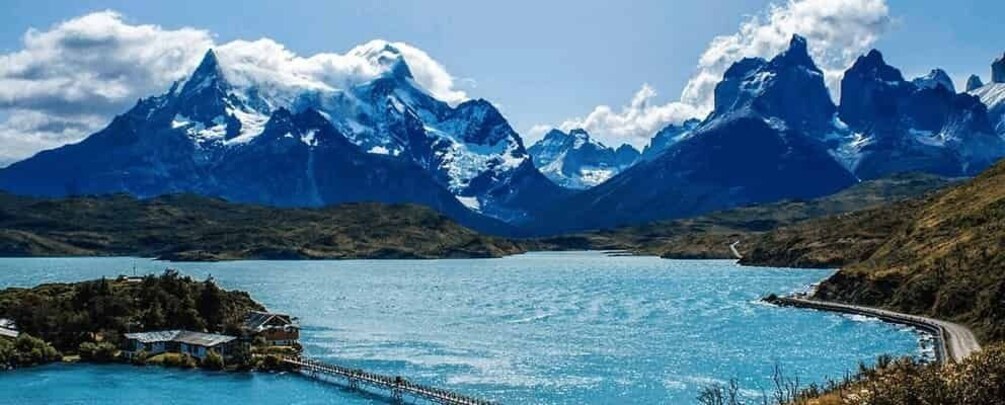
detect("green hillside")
[536,172,954,258]
[743,160,1005,342]
[0,193,524,261]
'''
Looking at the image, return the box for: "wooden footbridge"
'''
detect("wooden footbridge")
[282,356,498,405]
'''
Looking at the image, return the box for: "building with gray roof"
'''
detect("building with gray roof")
[123,330,237,360]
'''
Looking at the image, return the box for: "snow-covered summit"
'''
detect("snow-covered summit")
[969,54,1005,135]
[0,41,563,226]
[912,69,956,93]
[528,128,639,189]
[348,40,415,79]
[838,49,1005,178]
[970,83,1005,134]
[713,35,834,129]
[162,44,559,222]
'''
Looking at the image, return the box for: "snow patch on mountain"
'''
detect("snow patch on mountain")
[528,129,640,189]
[640,119,700,161]
[122,46,556,223]
[911,69,956,93]
[971,83,1005,134]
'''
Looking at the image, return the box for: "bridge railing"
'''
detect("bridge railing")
[281,356,498,405]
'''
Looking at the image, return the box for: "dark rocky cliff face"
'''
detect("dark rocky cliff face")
[993,53,1005,84]
[529,36,855,234]
[966,74,984,92]
[839,50,1004,179]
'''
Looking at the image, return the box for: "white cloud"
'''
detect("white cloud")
[531,0,890,148]
[0,11,212,165]
[534,85,700,150]
[682,0,890,110]
[210,38,467,106]
[0,11,468,166]
[0,11,213,117]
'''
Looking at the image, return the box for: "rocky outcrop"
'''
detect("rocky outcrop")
[640,119,700,161]
[993,53,1005,84]
[533,36,855,233]
[966,74,984,92]
[838,50,1005,179]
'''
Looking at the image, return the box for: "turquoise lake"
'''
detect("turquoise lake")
[0,252,926,404]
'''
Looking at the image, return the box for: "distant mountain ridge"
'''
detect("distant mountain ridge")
[528,36,1005,234]
[838,50,1004,179]
[2,37,1004,236]
[533,36,860,233]
[527,129,639,189]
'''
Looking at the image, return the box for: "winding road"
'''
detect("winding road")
[729,241,743,259]
[770,296,981,363]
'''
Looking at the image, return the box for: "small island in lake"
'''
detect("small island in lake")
[0,269,300,371]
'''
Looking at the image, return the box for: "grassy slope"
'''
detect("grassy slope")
[534,173,954,258]
[0,193,525,260]
[743,160,1005,342]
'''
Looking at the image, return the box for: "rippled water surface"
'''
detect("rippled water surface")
[0,253,923,404]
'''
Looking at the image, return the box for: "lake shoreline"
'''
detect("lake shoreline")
[0,254,925,403]
[765,295,980,364]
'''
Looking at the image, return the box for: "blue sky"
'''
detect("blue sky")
[1,0,1003,161]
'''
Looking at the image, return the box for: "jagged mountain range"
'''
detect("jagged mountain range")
[531,36,1005,232]
[1,37,1004,236]
[527,129,639,189]
[0,43,565,233]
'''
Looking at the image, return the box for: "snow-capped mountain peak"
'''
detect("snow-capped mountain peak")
[712,34,835,138]
[839,48,1005,178]
[163,49,270,146]
[970,82,1005,134]
[528,128,639,189]
[912,69,956,93]
[771,34,816,70]
[180,50,226,93]
[349,40,414,80]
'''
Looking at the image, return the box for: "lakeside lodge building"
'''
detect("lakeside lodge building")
[121,311,299,360]
[243,311,300,346]
[123,330,237,360]
[0,318,18,340]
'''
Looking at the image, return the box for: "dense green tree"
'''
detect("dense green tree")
[0,334,61,368]
[201,350,225,371]
[78,341,118,363]
[198,276,224,330]
[0,271,264,353]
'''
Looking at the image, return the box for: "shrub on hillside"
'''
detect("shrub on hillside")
[201,351,224,371]
[155,353,197,369]
[78,341,119,363]
[698,344,1005,404]
[0,334,62,369]
[130,350,149,366]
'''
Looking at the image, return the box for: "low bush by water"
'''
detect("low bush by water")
[0,334,62,369]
